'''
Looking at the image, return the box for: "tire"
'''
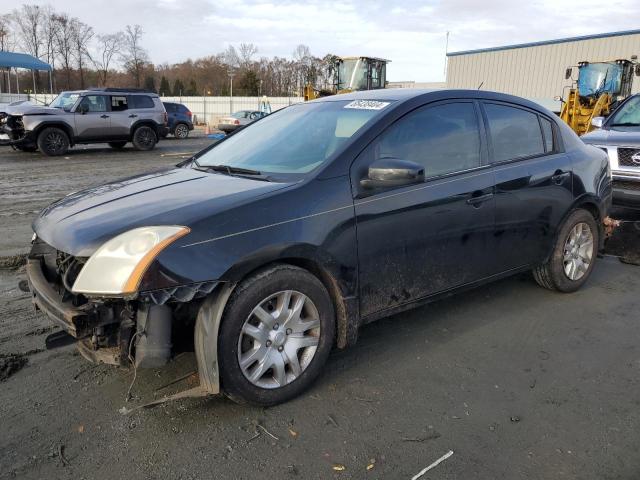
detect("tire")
[533,208,599,293]
[36,127,69,156]
[218,264,335,406]
[173,123,189,139]
[108,141,127,149]
[131,125,157,151]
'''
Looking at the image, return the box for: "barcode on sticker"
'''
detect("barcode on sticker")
[344,100,390,110]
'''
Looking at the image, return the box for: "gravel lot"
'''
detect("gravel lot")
[1,137,639,479]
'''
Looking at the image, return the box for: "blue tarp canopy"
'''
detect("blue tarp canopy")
[0,51,52,71]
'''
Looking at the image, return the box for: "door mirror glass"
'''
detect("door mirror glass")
[591,116,604,129]
[361,157,425,189]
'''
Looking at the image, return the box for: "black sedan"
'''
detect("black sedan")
[27,89,611,406]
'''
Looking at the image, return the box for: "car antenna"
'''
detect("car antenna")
[477,81,484,90]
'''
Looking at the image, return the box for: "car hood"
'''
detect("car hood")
[582,128,640,147]
[33,167,293,256]
[4,102,65,116]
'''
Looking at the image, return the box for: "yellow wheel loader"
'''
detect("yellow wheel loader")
[304,56,390,101]
[559,58,640,135]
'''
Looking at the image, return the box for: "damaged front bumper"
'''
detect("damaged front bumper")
[0,113,35,147]
[26,237,225,402]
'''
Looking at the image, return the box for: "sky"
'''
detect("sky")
[3,0,640,81]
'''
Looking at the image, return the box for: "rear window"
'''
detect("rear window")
[485,103,545,162]
[540,116,555,152]
[129,95,155,109]
[111,96,128,111]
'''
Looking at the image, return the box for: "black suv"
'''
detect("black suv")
[26,89,611,406]
[0,88,169,156]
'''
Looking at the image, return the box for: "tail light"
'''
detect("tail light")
[234,119,240,125]
[186,110,192,118]
[163,112,168,125]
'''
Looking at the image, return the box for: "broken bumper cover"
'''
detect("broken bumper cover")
[0,124,36,147]
[26,258,97,338]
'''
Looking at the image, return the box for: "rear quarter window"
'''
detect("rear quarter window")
[129,95,156,109]
[485,103,545,162]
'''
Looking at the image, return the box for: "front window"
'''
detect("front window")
[577,63,624,97]
[49,92,79,111]
[608,96,640,129]
[338,59,368,91]
[195,100,391,175]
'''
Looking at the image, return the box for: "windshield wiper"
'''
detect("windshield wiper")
[200,164,262,175]
[610,122,640,127]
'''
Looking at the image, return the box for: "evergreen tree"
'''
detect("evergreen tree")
[185,79,198,96]
[143,75,156,92]
[159,76,170,96]
[172,79,185,96]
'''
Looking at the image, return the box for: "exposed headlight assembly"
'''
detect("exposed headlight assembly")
[72,226,190,296]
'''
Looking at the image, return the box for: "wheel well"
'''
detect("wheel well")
[131,121,160,138]
[230,258,353,349]
[35,123,74,146]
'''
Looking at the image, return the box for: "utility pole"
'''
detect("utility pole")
[228,69,235,114]
[444,31,450,79]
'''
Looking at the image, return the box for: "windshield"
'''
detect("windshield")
[578,63,623,97]
[338,59,368,91]
[49,92,80,111]
[195,100,390,175]
[609,96,640,128]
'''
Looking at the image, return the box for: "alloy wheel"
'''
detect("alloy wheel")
[237,290,320,389]
[562,222,594,281]
[175,124,188,138]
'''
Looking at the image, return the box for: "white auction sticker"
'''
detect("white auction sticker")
[344,100,390,110]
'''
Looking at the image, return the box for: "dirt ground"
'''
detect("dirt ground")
[1,138,639,479]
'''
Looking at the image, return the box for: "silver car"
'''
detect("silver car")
[217,110,267,133]
[0,88,169,156]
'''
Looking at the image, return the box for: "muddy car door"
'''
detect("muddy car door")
[73,95,111,140]
[351,100,496,318]
[480,101,574,270]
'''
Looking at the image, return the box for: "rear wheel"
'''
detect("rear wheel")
[533,209,599,292]
[108,141,127,149]
[174,123,189,139]
[218,264,335,406]
[37,127,69,156]
[131,125,157,151]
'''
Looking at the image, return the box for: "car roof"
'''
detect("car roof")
[310,88,556,117]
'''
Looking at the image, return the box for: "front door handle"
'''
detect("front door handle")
[100,114,109,118]
[129,114,138,118]
[551,170,571,185]
[466,192,494,207]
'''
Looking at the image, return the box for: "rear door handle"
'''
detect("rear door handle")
[551,171,571,185]
[466,192,494,207]
[100,114,109,118]
[129,114,138,118]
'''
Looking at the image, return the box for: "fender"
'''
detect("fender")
[32,121,76,146]
[130,119,162,138]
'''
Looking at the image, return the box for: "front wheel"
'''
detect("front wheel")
[37,127,69,156]
[131,126,157,151]
[533,209,599,292]
[218,264,335,406]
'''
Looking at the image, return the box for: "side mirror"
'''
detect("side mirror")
[635,64,640,77]
[565,67,573,80]
[360,157,425,189]
[76,104,88,114]
[591,116,605,129]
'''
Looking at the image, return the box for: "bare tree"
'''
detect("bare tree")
[223,45,239,69]
[0,14,15,51]
[120,24,148,87]
[53,14,75,89]
[12,5,44,58]
[238,43,258,69]
[72,21,93,89]
[93,32,123,86]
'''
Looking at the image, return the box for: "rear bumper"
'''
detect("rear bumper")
[217,123,238,132]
